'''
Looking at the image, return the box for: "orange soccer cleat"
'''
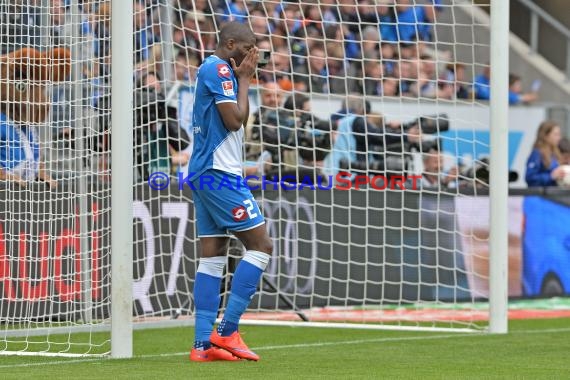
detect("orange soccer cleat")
[210,330,260,361]
[189,346,241,362]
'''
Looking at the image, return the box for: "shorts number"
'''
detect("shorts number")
[243,198,258,219]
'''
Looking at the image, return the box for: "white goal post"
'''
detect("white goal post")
[111,0,134,358]
[488,0,509,334]
[0,0,509,359]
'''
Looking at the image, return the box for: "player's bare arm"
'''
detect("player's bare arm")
[217,47,259,131]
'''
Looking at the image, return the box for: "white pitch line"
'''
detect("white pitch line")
[132,332,474,359]
[0,358,104,369]
[250,333,471,351]
[1,326,569,369]
[0,333,464,369]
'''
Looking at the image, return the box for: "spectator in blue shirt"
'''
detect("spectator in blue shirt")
[371,2,398,42]
[508,74,538,105]
[0,113,56,188]
[395,0,435,42]
[526,120,566,186]
[220,0,248,23]
[474,69,539,105]
[473,66,491,100]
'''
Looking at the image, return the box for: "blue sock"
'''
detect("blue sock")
[193,257,226,350]
[218,251,269,337]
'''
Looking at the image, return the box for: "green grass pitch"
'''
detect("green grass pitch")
[1,318,569,379]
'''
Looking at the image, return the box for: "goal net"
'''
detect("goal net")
[0,0,509,357]
[0,0,111,356]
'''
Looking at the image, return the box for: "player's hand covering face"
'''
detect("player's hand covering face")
[230,44,258,80]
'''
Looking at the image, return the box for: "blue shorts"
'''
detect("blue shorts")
[191,169,265,237]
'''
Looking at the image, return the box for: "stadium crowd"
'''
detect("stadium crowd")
[0,0,558,189]
[173,0,462,99]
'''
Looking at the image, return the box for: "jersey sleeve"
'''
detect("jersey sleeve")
[203,62,238,104]
[508,91,521,105]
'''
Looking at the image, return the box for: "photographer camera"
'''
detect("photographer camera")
[380,114,450,177]
[248,88,332,182]
[247,82,295,175]
[285,93,332,164]
[325,96,389,180]
[92,86,191,182]
[420,145,459,190]
[133,88,190,181]
[341,99,406,175]
[329,95,449,180]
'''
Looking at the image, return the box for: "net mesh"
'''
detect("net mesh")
[0,0,111,355]
[170,0,494,329]
[0,0,500,356]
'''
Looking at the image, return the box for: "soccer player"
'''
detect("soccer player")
[188,22,273,362]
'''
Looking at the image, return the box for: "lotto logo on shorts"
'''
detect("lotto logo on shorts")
[217,64,231,78]
[222,81,234,96]
[232,206,247,221]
